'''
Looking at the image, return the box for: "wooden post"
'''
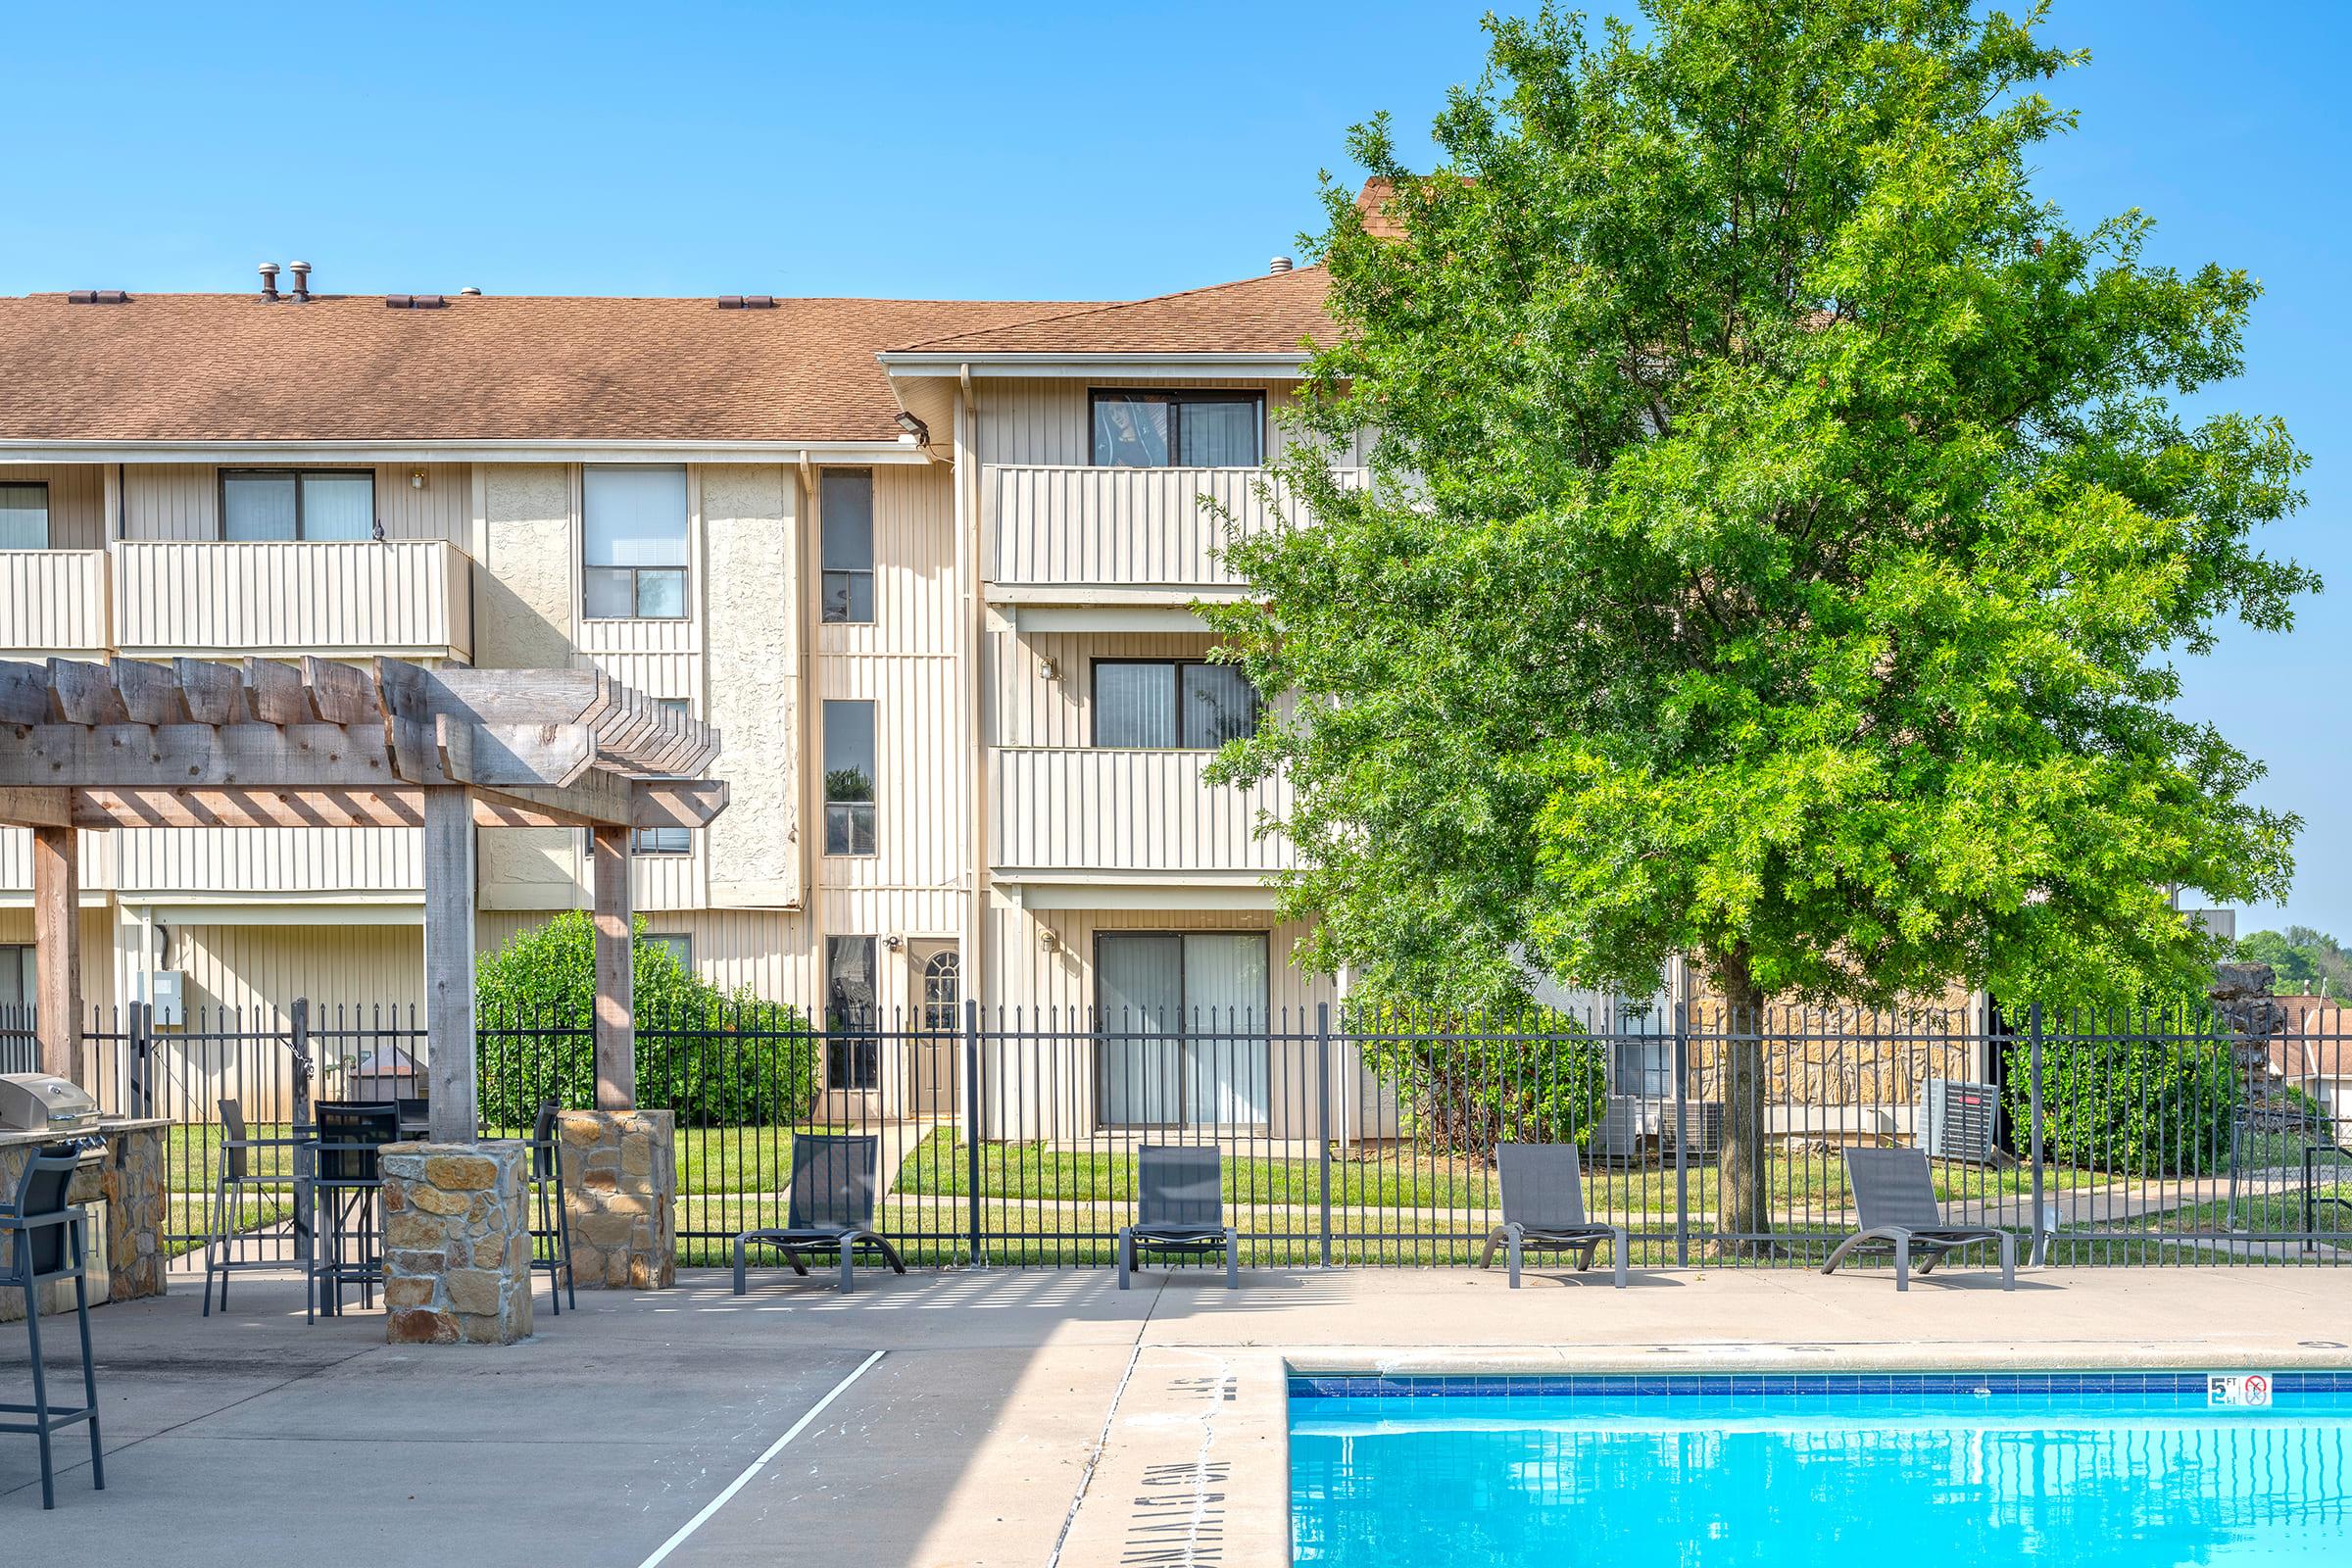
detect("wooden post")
[421,787,477,1143]
[31,825,81,1083]
[592,824,635,1110]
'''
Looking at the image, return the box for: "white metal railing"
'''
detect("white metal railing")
[113,539,474,660]
[0,549,111,657]
[991,747,1293,875]
[985,465,1365,596]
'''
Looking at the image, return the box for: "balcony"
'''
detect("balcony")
[991,747,1293,905]
[113,539,474,662]
[984,465,1365,606]
[0,550,111,658]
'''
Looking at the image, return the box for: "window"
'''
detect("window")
[1090,390,1264,467]
[0,945,31,1014]
[641,933,692,969]
[582,465,689,618]
[921,951,960,1033]
[820,469,874,623]
[632,699,695,855]
[1097,932,1270,1125]
[220,469,375,541]
[825,935,880,1090]
[0,483,49,549]
[1093,661,1259,749]
[823,700,877,856]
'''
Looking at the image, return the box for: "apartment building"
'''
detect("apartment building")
[0,260,1350,1131]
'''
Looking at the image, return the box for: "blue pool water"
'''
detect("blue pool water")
[1290,1373,2352,1565]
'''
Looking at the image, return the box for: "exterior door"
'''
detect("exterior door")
[1097,932,1269,1126]
[908,943,961,1117]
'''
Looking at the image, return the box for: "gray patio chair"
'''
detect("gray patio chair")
[1117,1145,1239,1290]
[731,1133,906,1294]
[1822,1147,2016,1291]
[1478,1143,1628,1288]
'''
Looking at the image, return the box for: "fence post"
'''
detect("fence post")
[126,1000,153,1120]
[290,997,315,1266]
[963,999,983,1269]
[1316,1003,1334,1269]
[1673,1000,1690,1268]
[2028,1002,2047,1269]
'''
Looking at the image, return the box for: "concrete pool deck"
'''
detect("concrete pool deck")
[0,1262,2344,1564]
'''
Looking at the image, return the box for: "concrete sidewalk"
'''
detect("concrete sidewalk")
[0,1263,2343,1565]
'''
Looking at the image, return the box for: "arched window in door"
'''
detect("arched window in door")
[922,951,960,1032]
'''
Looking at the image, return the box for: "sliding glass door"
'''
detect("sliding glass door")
[1097,933,1270,1126]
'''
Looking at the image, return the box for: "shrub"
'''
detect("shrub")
[473,912,816,1128]
[1347,1004,1608,1158]
[2004,1018,2238,1177]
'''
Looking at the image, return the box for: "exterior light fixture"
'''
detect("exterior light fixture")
[893,411,930,446]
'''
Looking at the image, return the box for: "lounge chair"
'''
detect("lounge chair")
[1822,1147,2016,1291]
[1478,1143,1628,1288]
[732,1133,906,1294]
[1117,1145,1239,1290]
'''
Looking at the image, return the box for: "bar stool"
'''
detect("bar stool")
[0,1143,104,1509]
[306,1102,400,1323]
[526,1101,577,1313]
[202,1098,303,1317]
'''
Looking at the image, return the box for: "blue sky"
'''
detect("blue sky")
[2,1,2342,939]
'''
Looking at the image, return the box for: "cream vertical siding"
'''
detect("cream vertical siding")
[972,377,1324,467]
[985,465,1363,597]
[121,464,471,544]
[113,538,473,660]
[113,828,421,898]
[991,749,1292,877]
[0,549,110,657]
[1,464,108,548]
[0,906,120,1018]
[992,626,1237,748]
[0,830,119,897]
[163,921,425,1021]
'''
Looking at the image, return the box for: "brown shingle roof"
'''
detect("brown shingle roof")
[891,266,1333,357]
[0,293,1097,444]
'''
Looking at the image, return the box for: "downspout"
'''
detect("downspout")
[799,448,820,992]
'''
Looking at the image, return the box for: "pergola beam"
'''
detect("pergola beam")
[0,779,729,832]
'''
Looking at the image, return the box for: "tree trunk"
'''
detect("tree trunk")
[1710,946,1772,1258]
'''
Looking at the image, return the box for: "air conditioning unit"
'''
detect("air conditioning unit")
[1924,1079,1998,1163]
[1590,1097,1723,1164]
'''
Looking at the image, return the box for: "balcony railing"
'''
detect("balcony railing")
[991,747,1293,879]
[0,549,111,658]
[114,539,474,661]
[984,465,1365,601]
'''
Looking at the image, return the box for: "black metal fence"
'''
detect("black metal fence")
[54,996,2352,1269]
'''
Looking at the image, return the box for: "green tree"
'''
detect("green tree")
[473,911,815,1127]
[1209,1,2314,1250]
[2235,927,2352,996]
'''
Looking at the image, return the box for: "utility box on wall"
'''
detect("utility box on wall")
[148,970,185,1027]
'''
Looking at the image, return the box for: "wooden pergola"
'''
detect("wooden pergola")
[0,656,728,1143]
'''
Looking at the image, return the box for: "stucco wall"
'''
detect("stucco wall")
[476,464,585,907]
[701,463,801,908]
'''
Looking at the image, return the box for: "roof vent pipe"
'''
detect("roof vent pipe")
[1268,256,1294,273]
[257,263,280,302]
[459,286,481,296]
[288,261,312,302]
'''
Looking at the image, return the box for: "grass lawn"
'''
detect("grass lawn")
[889,1129,2091,1216]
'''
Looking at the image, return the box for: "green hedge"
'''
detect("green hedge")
[473,912,816,1129]
[2004,1031,2238,1177]
[1348,1005,1608,1157]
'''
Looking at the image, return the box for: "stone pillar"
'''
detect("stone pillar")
[558,1109,675,1290]
[381,1142,534,1346]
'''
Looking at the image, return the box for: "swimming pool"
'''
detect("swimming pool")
[1290,1371,2352,1565]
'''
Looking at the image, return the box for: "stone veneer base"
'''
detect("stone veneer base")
[0,1121,168,1322]
[558,1109,676,1290]
[381,1142,534,1346]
